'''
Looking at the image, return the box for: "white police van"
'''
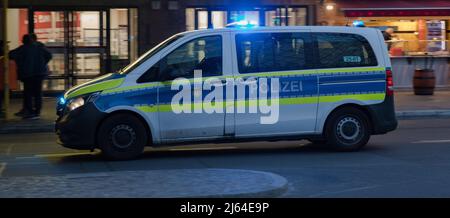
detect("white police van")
[56,25,397,160]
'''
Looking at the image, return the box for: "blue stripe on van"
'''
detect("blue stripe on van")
[95,71,387,110]
[319,81,386,95]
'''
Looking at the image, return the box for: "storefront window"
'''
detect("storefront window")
[212,11,227,28]
[197,11,208,29]
[288,8,307,26]
[186,8,195,31]
[361,18,450,56]
[110,9,129,60]
[33,11,65,46]
[76,11,101,46]
[7,9,29,50]
[266,8,286,26]
[110,8,139,72]
[265,10,278,26]
[4,8,138,92]
[186,7,308,30]
[4,9,29,91]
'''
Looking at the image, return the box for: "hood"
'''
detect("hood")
[64,73,126,99]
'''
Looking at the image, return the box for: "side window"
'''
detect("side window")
[138,35,223,83]
[315,33,378,68]
[236,33,309,74]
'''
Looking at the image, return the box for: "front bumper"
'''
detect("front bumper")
[55,103,107,150]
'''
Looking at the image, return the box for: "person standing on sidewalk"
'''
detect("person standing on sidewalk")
[383,28,395,50]
[9,34,52,119]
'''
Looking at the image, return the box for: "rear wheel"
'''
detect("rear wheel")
[325,107,371,151]
[97,113,148,160]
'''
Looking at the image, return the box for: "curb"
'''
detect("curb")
[0,169,288,198]
[396,110,450,119]
[187,170,288,198]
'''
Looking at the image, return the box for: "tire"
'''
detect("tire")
[325,107,371,151]
[97,113,148,160]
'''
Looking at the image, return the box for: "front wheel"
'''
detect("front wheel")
[97,114,148,160]
[325,107,371,151]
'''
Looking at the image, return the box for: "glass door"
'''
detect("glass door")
[265,8,287,26]
[195,9,209,29]
[71,11,107,86]
[32,11,66,91]
[32,10,108,91]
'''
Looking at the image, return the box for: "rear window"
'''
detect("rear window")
[236,32,311,74]
[314,33,378,68]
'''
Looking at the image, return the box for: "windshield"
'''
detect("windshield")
[119,33,185,75]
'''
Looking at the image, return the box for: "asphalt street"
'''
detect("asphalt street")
[1,118,450,197]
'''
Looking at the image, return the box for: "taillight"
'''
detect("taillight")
[386,69,394,96]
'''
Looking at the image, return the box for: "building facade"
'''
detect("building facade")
[2,0,450,92]
[1,0,327,92]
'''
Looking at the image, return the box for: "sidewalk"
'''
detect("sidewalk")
[394,90,450,118]
[0,97,56,134]
[1,91,450,134]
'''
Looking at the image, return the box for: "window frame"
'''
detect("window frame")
[235,31,314,75]
[311,32,378,69]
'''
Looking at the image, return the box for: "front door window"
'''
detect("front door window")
[160,35,223,79]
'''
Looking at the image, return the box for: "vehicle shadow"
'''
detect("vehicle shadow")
[54,141,386,163]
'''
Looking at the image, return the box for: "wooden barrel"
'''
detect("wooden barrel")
[413,69,435,95]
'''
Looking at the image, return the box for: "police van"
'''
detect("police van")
[55,25,397,160]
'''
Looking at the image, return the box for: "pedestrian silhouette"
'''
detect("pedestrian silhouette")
[9,34,52,119]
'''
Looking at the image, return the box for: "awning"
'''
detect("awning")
[337,0,450,17]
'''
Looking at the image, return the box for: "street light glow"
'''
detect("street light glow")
[326,4,335,11]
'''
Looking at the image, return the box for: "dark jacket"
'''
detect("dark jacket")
[9,42,52,81]
[383,32,392,41]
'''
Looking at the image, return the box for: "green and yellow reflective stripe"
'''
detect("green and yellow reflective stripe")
[103,76,235,94]
[135,93,385,113]
[135,105,159,113]
[279,97,318,105]
[319,93,385,103]
[234,67,385,78]
[318,67,384,74]
[235,70,316,78]
[103,82,162,94]
[66,78,125,99]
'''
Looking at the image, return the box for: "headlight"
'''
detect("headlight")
[67,97,85,111]
[64,92,100,112]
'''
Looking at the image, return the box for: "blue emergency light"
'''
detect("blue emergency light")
[352,20,365,27]
[226,20,258,28]
[58,97,66,105]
